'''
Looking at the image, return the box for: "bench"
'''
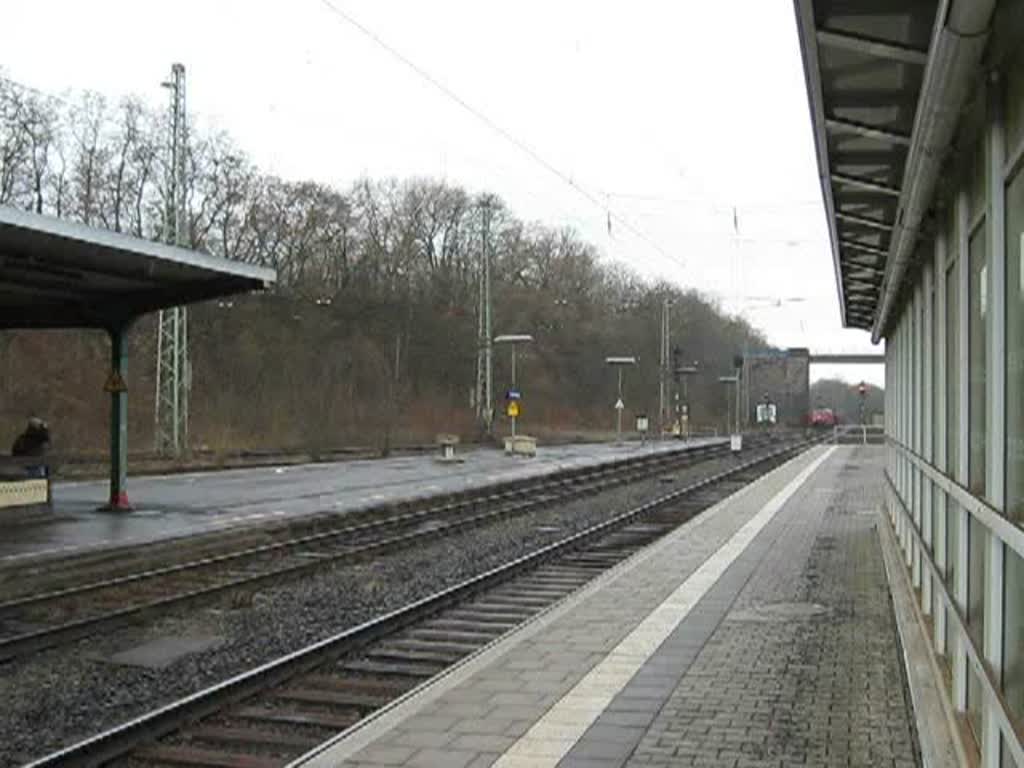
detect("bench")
[0,457,52,516]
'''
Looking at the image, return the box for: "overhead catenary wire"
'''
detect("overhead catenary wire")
[606,191,821,210]
[317,0,686,274]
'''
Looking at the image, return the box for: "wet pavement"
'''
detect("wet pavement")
[0,438,721,564]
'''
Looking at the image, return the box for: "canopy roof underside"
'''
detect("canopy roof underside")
[0,206,275,329]
[795,0,939,330]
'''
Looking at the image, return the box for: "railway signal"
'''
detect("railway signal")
[606,356,637,444]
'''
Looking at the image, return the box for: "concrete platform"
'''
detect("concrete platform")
[295,446,933,768]
[0,438,722,565]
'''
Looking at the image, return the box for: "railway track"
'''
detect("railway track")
[26,438,815,768]
[0,438,761,661]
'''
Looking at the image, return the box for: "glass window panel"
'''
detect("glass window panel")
[967,514,986,648]
[932,274,938,461]
[970,138,988,224]
[969,223,988,497]
[947,255,960,475]
[1002,734,1021,768]
[1007,52,1024,165]
[917,296,925,456]
[947,500,960,592]
[944,605,953,665]
[1005,547,1024,723]
[967,665,984,744]
[1007,167,1024,525]
[913,468,921,524]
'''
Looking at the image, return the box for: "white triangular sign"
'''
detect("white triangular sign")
[614,398,624,410]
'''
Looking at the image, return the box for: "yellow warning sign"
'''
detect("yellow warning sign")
[507,401,520,418]
[104,371,127,393]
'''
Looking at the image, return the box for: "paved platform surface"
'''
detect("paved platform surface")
[297,445,922,768]
[0,438,721,564]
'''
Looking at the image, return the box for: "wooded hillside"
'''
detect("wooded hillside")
[0,76,767,454]
[809,378,884,424]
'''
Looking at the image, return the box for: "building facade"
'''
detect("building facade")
[795,1,1024,765]
[744,348,811,428]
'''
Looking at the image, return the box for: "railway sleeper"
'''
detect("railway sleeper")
[275,686,389,710]
[364,646,468,666]
[404,626,503,643]
[418,618,518,635]
[133,744,288,768]
[231,705,360,730]
[339,658,441,678]
[383,638,484,657]
[300,673,412,696]
[186,725,323,751]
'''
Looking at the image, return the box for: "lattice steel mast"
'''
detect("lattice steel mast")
[154,63,190,456]
[474,197,494,435]
[659,297,671,436]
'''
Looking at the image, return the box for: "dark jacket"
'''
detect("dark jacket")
[12,424,50,457]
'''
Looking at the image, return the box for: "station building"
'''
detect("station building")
[795,0,1024,764]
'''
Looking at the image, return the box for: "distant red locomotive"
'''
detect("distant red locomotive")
[808,408,838,428]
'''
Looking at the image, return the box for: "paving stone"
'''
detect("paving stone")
[406,747,480,768]
[624,447,921,768]
[450,717,522,736]
[348,744,417,766]
[466,755,501,768]
[389,729,455,749]
[448,733,519,752]
[559,758,626,768]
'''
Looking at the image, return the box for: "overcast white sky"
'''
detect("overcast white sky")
[7,0,884,385]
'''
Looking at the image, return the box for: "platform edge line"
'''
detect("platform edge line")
[491,445,837,768]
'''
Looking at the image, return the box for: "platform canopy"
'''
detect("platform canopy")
[794,0,940,332]
[0,205,275,329]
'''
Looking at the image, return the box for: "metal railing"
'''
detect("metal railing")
[831,424,885,445]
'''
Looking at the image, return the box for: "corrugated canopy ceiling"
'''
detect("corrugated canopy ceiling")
[795,0,939,330]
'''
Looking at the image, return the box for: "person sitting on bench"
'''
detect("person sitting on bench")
[11,417,50,477]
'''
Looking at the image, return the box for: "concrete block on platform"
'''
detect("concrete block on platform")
[504,436,537,457]
[0,478,49,508]
[435,433,464,463]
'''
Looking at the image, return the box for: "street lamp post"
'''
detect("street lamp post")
[494,334,533,438]
[659,298,673,437]
[605,356,637,444]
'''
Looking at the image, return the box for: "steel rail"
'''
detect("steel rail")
[0,441,738,660]
[23,438,814,768]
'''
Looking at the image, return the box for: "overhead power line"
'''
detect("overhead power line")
[606,191,821,210]
[317,0,686,273]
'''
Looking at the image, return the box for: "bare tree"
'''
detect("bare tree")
[68,91,109,225]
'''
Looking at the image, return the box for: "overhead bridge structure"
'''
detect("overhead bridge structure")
[796,0,1024,764]
[808,353,885,365]
[0,205,275,509]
